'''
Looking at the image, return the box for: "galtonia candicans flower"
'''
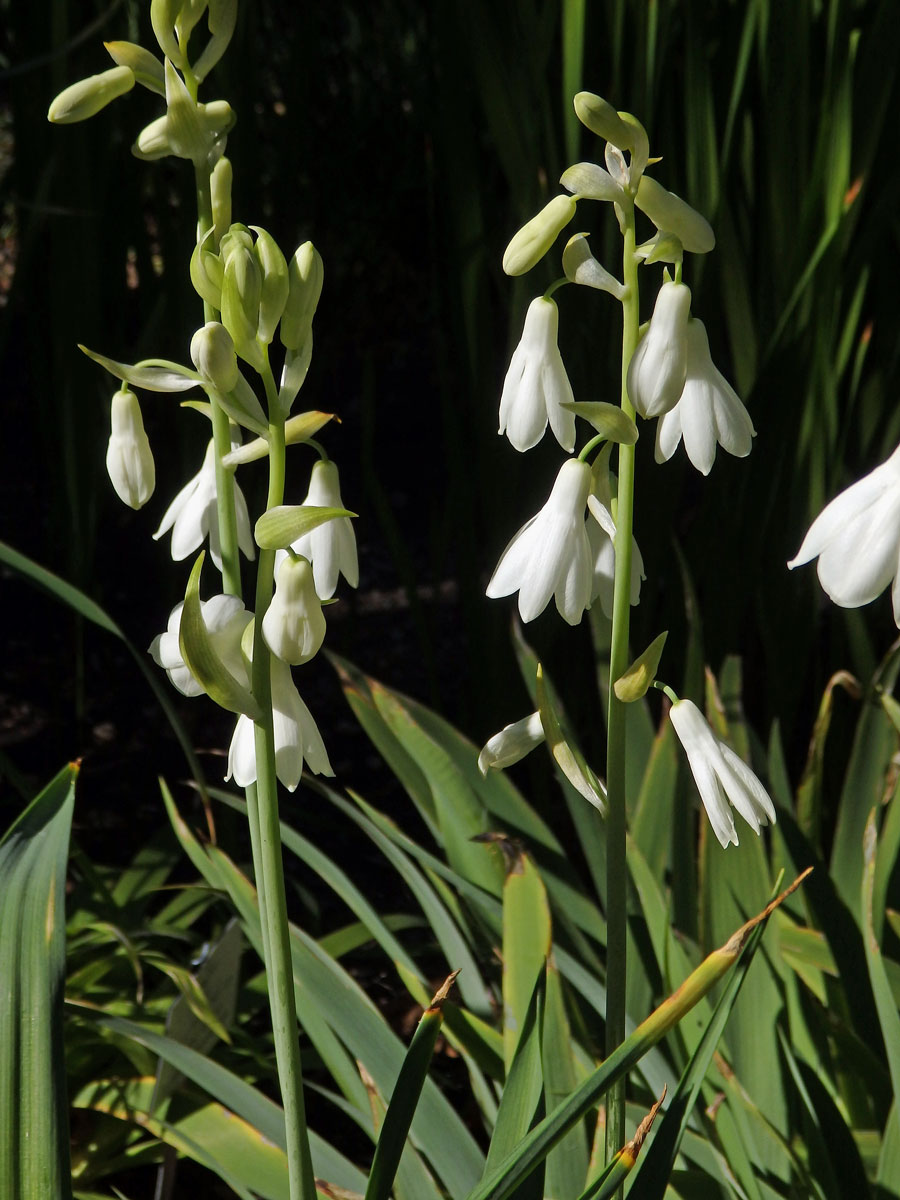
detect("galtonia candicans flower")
[788,442,900,625]
[262,555,326,665]
[486,458,592,624]
[655,320,754,475]
[106,388,155,509]
[499,296,576,453]
[627,282,691,418]
[153,439,255,569]
[669,698,776,848]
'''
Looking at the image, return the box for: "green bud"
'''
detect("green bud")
[104,42,165,95]
[198,99,236,141]
[635,175,715,254]
[221,245,264,370]
[193,0,239,82]
[280,241,324,351]
[191,321,239,391]
[220,225,254,261]
[573,92,634,150]
[190,233,223,308]
[150,0,184,68]
[133,114,172,160]
[502,194,576,276]
[251,226,290,345]
[614,632,668,702]
[210,156,232,242]
[47,66,134,124]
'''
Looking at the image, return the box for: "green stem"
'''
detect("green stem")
[604,198,640,1173]
[195,162,242,598]
[251,400,316,1200]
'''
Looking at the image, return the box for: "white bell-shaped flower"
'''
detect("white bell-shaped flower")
[477,712,545,775]
[226,658,333,792]
[154,439,255,569]
[655,320,754,475]
[669,698,776,848]
[287,460,358,600]
[262,555,326,665]
[149,594,251,697]
[499,297,576,453]
[106,389,155,509]
[626,282,691,418]
[788,442,900,625]
[586,494,645,619]
[487,459,592,624]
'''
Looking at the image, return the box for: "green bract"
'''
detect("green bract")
[254,504,357,552]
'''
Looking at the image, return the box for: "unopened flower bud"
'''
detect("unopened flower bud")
[635,176,715,254]
[48,66,135,124]
[221,244,263,369]
[190,235,224,308]
[627,282,691,418]
[502,195,577,277]
[262,556,326,665]
[280,242,324,351]
[251,226,290,345]
[191,322,239,391]
[210,156,232,242]
[106,388,155,509]
[573,92,634,150]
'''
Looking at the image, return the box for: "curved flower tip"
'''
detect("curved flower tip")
[478,711,545,775]
[499,297,576,453]
[486,459,592,625]
[788,443,900,626]
[654,319,754,475]
[669,698,775,848]
[153,439,255,570]
[226,659,333,792]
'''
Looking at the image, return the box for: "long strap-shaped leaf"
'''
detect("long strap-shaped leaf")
[364,972,459,1200]
[463,869,812,1200]
[0,763,77,1200]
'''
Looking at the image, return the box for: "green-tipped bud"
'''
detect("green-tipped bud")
[150,0,184,68]
[251,226,290,345]
[190,233,224,308]
[635,176,715,254]
[104,41,165,95]
[573,92,634,150]
[191,321,239,391]
[221,245,264,370]
[193,0,239,82]
[502,194,576,276]
[280,241,324,351]
[210,156,232,242]
[133,114,172,160]
[48,66,134,124]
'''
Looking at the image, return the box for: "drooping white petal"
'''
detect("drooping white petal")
[678,388,719,475]
[226,715,257,787]
[654,403,684,463]
[717,743,776,828]
[813,486,900,608]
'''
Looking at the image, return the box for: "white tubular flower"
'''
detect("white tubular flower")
[626,282,691,418]
[262,555,326,664]
[153,439,255,569]
[586,495,644,619]
[788,443,900,625]
[106,389,155,509]
[669,698,776,848]
[487,459,593,625]
[477,712,545,775]
[655,320,755,475]
[499,297,576,453]
[149,595,251,697]
[226,658,333,792]
[287,460,358,600]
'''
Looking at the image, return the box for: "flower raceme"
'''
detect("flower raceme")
[788,442,900,626]
[654,319,755,475]
[106,388,155,509]
[669,698,776,848]
[154,439,255,570]
[487,459,593,624]
[499,296,576,453]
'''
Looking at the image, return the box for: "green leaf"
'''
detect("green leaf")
[0,763,77,1199]
[255,505,356,551]
[485,971,545,1192]
[863,812,900,1107]
[79,344,200,391]
[502,849,551,1071]
[179,553,262,720]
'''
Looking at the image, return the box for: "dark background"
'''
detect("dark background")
[2,0,900,861]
